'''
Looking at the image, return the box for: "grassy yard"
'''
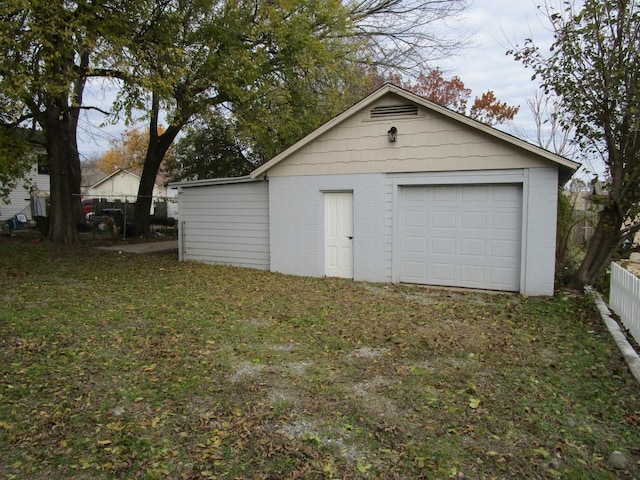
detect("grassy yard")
[1,238,639,479]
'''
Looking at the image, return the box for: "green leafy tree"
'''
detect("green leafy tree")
[168,68,380,182]
[0,0,133,242]
[0,95,38,202]
[167,115,255,181]
[123,0,469,235]
[1,0,468,242]
[510,0,640,288]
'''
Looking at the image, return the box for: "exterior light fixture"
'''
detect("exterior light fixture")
[387,126,397,143]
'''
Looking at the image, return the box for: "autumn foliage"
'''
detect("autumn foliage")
[469,91,520,126]
[96,126,174,174]
[385,69,519,125]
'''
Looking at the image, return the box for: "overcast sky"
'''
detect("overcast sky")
[79,1,577,167]
[439,1,553,130]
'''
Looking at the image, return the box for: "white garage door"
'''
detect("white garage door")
[399,184,522,291]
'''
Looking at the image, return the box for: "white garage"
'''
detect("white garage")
[399,184,522,291]
[175,84,580,296]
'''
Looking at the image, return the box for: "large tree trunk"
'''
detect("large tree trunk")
[69,61,87,227]
[569,206,622,290]
[133,93,183,236]
[46,103,81,244]
[133,152,163,236]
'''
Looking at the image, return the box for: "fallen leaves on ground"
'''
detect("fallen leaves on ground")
[0,237,638,479]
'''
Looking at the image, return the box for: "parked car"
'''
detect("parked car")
[81,199,95,220]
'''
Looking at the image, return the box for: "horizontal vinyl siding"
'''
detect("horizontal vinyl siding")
[179,181,269,269]
[0,169,50,221]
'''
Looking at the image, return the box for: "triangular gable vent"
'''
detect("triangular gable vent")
[370,104,418,119]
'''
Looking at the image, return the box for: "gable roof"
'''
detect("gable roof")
[250,83,580,180]
[90,167,168,189]
[90,168,138,189]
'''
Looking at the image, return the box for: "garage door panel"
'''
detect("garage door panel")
[432,263,455,281]
[404,236,426,254]
[491,239,518,258]
[404,187,429,202]
[404,209,427,227]
[492,211,519,230]
[432,237,455,255]
[461,185,488,202]
[432,211,456,228]
[460,238,486,256]
[403,262,426,280]
[490,267,518,286]
[492,187,518,202]
[432,186,456,202]
[460,265,486,283]
[400,184,522,292]
[461,212,486,229]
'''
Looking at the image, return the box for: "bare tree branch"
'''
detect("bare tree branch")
[345,0,469,70]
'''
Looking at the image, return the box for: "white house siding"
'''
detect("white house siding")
[89,169,177,217]
[177,181,269,269]
[0,167,50,221]
[89,171,166,201]
[90,171,144,200]
[269,174,387,282]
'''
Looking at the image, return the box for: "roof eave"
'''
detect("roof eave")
[169,175,261,189]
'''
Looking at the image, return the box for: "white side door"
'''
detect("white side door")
[324,192,354,278]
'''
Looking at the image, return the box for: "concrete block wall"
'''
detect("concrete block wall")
[268,174,387,281]
[522,167,559,296]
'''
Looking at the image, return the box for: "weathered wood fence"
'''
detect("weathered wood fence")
[609,262,640,346]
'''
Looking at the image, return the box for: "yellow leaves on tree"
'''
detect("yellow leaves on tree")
[96,126,175,173]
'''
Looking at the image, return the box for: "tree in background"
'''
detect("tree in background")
[509,89,576,158]
[510,0,640,289]
[508,89,584,285]
[172,65,519,183]
[1,0,468,240]
[96,126,174,174]
[167,116,255,182]
[120,0,469,235]
[0,0,138,243]
[388,69,519,125]
[469,91,520,126]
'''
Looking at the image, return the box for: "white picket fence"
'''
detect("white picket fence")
[609,262,640,346]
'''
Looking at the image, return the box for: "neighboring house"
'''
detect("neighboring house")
[87,167,178,218]
[172,84,579,296]
[0,144,49,223]
[81,163,108,195]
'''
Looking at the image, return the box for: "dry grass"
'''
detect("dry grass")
[1,236,639,479]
